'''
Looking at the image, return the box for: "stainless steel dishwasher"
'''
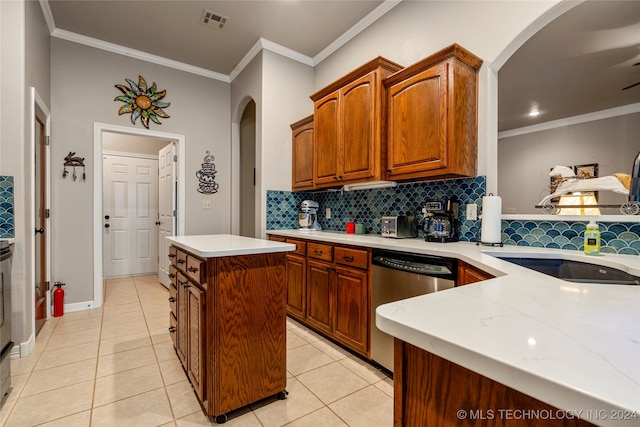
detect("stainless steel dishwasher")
[371,248,456,373]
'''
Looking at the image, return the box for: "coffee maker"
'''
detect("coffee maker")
[423,197,459,242]
[298,200,322,231]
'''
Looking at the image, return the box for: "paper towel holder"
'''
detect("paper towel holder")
[476,193,504,247]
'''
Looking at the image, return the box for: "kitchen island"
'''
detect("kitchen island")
[267,230,639,427]
[166,234,295,423]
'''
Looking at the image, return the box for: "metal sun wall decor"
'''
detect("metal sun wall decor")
[63,152,86,181]
[196,151,219,194]
[114,75,171,129]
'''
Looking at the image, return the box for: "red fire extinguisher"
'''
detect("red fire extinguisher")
[53,282,65,317]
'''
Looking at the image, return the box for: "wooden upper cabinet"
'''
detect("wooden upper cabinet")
[291,115,314,191]
[311,57,403,188]
[384,44,483,181]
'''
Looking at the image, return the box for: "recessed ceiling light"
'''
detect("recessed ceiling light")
[528,108,540,117]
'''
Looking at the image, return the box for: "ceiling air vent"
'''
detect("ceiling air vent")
[200,9,229,29]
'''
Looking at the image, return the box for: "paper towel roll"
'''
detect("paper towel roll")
[481,195,502,244]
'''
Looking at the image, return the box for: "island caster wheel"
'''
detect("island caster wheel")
[620,202,639,215]
[215,414,228,424]
[276,390,288,400]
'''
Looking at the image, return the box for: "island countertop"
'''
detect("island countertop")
[267,230,640,426]
[167,234,295,258]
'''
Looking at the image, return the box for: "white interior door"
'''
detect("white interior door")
[103,154,159,277]
[158,143,175,288]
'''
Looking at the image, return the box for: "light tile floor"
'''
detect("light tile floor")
[1,275,393,426]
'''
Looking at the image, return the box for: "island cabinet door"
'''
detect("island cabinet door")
[285,254,307,321]
[333,266,368,354]
[306,259,333,336]
[176,272,190,365]
[188,285,205,401]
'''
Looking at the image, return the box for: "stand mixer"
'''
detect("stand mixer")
[299,200,322,231]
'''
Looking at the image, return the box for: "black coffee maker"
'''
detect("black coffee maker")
[423,197,459,242]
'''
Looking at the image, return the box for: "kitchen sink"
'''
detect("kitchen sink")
[496,257,640,285]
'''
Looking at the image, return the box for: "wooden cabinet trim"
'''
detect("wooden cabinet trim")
[311,56,403,101]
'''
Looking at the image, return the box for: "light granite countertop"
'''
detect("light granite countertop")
[267,230,640,426]
[167,234,295,258]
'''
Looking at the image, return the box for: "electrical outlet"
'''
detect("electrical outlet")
[202,200,212,209]
[325,208,331,219]
[466,203,477,220]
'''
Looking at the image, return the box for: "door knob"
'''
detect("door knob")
[104,224,110,228]
[35,228,45,235]
[104,215,110,220]
[155,221,161,225]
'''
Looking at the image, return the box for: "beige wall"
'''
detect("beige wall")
[499,112,640,214]
[51,38,231,304]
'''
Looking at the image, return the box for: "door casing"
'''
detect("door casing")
[93,123,185,308]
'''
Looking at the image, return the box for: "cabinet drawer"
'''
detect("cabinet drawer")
[176,250,188,268]
[308,242,333,262]
[268,235,286,242]
[287,239,307,256]
[169,312,176,348]
[186,256,205,284]
[334,246,369,270]
[169,284,177,314]
[168,246,178,266]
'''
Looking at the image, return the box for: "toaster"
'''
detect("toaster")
[381,216,417,238]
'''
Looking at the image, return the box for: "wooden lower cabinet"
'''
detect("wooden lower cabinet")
[170,246,287,420]
[333,266,368,354]
[306,259,333,336]
[394,340,594,426]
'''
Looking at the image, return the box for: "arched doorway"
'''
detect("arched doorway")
[239,100,256,237]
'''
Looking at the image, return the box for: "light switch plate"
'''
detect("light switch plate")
[203,200,212,209]
[325,208,331,219]
[466,203,477,220]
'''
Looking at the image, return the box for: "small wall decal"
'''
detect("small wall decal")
[196,151,219,194]
[114,75,171,129]
[63,152,86,181]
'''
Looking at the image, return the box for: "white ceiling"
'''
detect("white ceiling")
[45,0,640,132]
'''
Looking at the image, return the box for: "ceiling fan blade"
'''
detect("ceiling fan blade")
[622,81,640,91]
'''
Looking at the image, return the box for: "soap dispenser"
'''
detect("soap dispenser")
[584,220,600,256]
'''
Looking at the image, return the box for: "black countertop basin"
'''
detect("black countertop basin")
[497,257,640,285]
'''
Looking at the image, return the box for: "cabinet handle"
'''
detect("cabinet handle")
[314,249,323,255]
[168,273,175,279]
[343,255,354,262]
[168,253,176,258]
[333,176,339,180]
[168,297,176,303]
[178,280,189,288]
[387,169,392,173]
[188,266,198,273]
[168,326,176,333]
[338,175,343,180]
[177,259,185,264]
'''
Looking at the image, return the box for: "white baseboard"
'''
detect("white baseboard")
[64,300,100,313]
[15,333,35,359]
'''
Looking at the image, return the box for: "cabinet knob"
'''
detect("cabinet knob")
[188,266,198,273]
[168,273,175,279]
[168,326,176,333]
[343,255,354,262]
[177,259,185,264]
[168,253,176,258]
[168,297,176,303]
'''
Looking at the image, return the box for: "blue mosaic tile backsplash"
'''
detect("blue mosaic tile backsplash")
[266,175,640,255]
[0,176,14,238]
[267,177,486,241]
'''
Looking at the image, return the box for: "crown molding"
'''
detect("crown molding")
[498,103,640,139]
[43,0,400,82]
[313,0,403,65]
[38,0,56,35]
[50,28,230,83]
